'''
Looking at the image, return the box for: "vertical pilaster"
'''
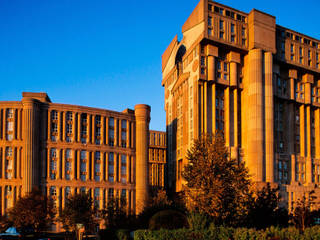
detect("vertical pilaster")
[62,111,65,142]
[87,115,91,144]
[306,106,312,184]
[212,84,216,133]
[57,111,61,141]
[300,105,305,157]
[114,119,118,147]
[264,51,274,182]
[77,113,81,142]
[101,116,105,145]
[134,104,150,214]
[315,109,320,159]
[77,150,80,180]
[204,82,207,133]
[92,115,95,144]
[224,87,230,147]
[47,149,50,180]
[247,49,264,182]
[22,97,39,195]
[233,89,238,147]
[72,112,76,142]
[62,149,65,180]
[126,120,130,148]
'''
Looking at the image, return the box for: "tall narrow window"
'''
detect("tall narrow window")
[81,114,87,144]
[80,150,86,181]
[108,117,114,146]
[65,149,72,180]
[50,148,57,180]
[95,115,101,145]
[108,152,114,182]
[121,120,127,148]
[121,154,126,183]
[94,151,101,181]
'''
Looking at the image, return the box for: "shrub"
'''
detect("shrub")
[187,212,211,231]
[148,210,188,230]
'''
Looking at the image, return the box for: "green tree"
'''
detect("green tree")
[182,133,251,226]
[246,183,288,229]
[7,188,55,233]
[292,190,318,231]
[59,192,97,232]
[101,196,128,229]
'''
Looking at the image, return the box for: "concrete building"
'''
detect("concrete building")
[162,0,320,210]
[0,92,166,222]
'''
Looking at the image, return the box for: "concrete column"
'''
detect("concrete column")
[126,120,130,148]
[77,150,80,180]
[114,119,118,147]
[56,150,60,180]
[57,111,61,141]
[62,149,65,180]
[315,109,320,159]
[200,84,204,134]
[134,104,150,214]
[22,97,39,195]
[101,152,105,181]
[47,110,51,141]
[264,52,274,182]
[300,105,305,157]
[62,112,65,142]
[13,147,16,178]
[207,56,215,81]
[17,147,21,179]
[233,89,238,147]
[77,113,81,142]
[247,49,264,182]
[306,106,312,184]
[91,152,95,181]
[131,122,134,148]
[87,115,91,144]
[92,115,95,144]
[230,62,237,87]
[106,152,109,181]
[204,82,208,133]
[224,87,230,147]
[126,155,130,184]
[105,117,109,146]
[61,187,65,209]
[212,84,216,134]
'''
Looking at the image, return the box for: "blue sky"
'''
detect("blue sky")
[1,0,319,131]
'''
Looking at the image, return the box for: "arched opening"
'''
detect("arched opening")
[175,45,186,77]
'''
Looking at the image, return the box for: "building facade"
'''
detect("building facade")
[0,92,166,222]
[162,0,320,210]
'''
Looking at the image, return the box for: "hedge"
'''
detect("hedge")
[134,226,320,240]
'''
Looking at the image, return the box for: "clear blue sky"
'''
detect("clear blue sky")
[1,0,319,131]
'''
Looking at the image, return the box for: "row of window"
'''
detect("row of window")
[49,150,129,184]
[208,4,246,22]
[50,111,130,148]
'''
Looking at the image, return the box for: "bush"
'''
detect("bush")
[148,210,188,230]
[187,212,211,231]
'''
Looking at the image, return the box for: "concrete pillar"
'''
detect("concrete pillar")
[62,149,65,180]
[211,84,216,134]
[315,109,320,159]
[247,49,264,182]
[57,111,61,141]
[77,150,80,180]
[126,120,130,148]
[114,119,118,147]
[233,89,238,147]
[306,106,312,184]
[134,104,150,214]
[105,117,109,146]
[224,87,230,147]
[2,109,6,140]
[264,52,274,182]
[300,105,305,157]
[92,115,95,144]
[230,62,237,87]
[62,112,65,142]
[87,115,91,144]
[204,82,208,133]
[22,97,39,195]
[77,113,81,142]
[47,149,50,180]
[207,56,215,81]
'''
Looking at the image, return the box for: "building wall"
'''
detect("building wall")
[149,130,166,188]
[162,0,320,210]
[0,92,155,218]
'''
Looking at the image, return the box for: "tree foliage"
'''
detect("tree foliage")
[246,183,288,229]
[7,189,55,232]
[59,192,97,232]
[101,196,129,229]
[292,190,318,231]
[182,133,251,226]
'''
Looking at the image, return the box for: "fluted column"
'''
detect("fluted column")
[22,97,39,195]
[134,104,150,214]
[224,87,230,147]
[247,49,264,182]
[306,106,312,184]
[264,52,274,182]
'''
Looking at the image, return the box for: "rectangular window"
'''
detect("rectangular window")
[121,154,126,183]
[108,152,114,182]
[231,23,235,34]
[208,16,212,27]
[108,117,114,146]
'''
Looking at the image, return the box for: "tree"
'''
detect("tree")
[7,188,55,233]
[101,196,129,229]
[292,190,318,231]
[182,133,251,226]
[246,183,288,229]
[59,192,97,232]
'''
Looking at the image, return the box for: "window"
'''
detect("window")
[80,151,86,181]
[208,16,212,27]
[216,59,229,81]
[108,152,114,182]
[216,87,224,133]
[219,20,224,39]
[230,23,234,34]
[52,111,58,120]
[108,188,114,199]
[121,189,126,199]
[94,151,101,181]
[65,187,71,199]
[121,120,127,148]
[66,111,73,121]
[108,117,114,146]
[121,154,126,183]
